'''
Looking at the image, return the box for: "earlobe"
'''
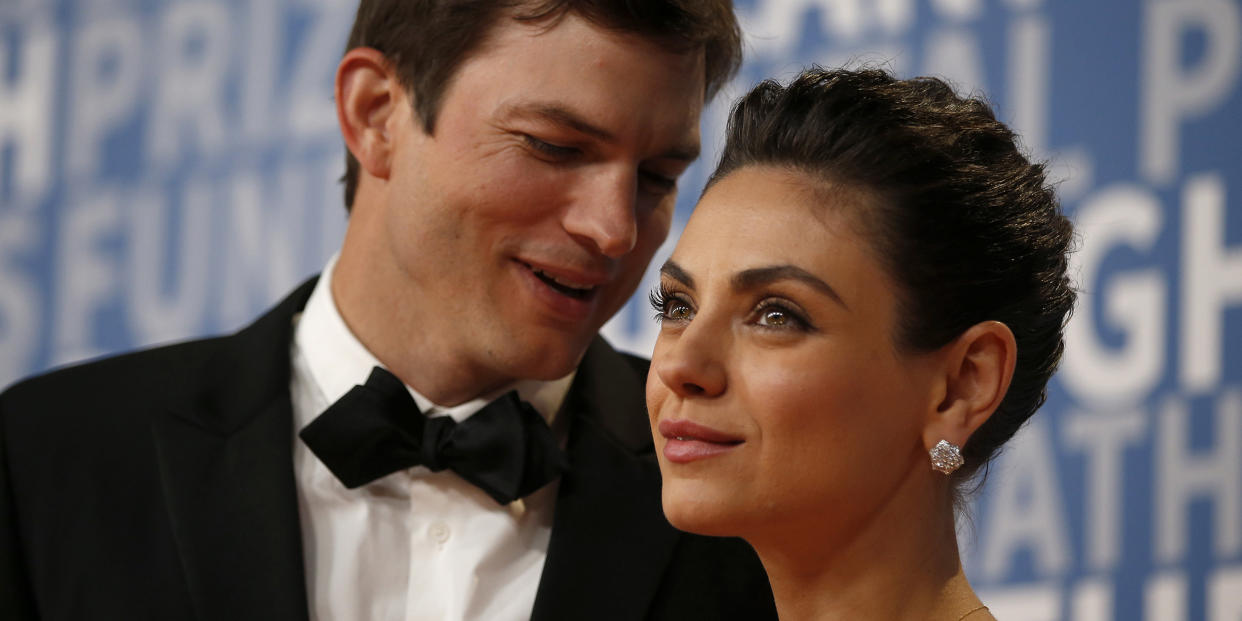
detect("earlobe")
[922,320,1017,453]
[336,47,402,181]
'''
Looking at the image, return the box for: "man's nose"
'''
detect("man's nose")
[562,169,639,258]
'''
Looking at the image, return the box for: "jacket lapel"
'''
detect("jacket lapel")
[151,279,317,621]
[152,298,678,620]
[531,338,682,620]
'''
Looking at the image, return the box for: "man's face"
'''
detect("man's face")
[378,13,705,389]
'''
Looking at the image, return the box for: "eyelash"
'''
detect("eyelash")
[649,285,693,323]
[649,285,814,332]
[751,300,812,331]
[639,170,677,195]
[524,135,579,158]
[525,135,678,195]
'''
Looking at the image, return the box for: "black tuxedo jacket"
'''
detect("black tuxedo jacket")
[0,279,776,620]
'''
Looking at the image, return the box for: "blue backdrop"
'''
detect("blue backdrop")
[2,1,1239,618]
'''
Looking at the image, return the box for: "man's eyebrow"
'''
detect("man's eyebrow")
[504,102,615,142]
[504,102,700,162]
[659,260,696,289]
[732,265,848,309]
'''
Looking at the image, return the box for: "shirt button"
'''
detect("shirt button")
[429,522,451,544]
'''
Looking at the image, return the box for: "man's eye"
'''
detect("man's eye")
[524,135,579,158]
[639,169,677,194]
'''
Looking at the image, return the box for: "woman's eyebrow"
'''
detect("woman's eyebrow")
[732,265,848,309]
[659,260,696,288]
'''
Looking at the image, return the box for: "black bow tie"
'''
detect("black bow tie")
[299,367,569,505]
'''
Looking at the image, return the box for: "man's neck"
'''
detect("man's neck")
[330,226,513,406]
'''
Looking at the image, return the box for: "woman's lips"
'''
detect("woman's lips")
[658,420,744,464]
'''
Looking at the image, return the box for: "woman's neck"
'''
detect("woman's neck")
[749,475,990,621]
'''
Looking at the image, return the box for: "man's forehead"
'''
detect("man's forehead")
[479,7,709,85]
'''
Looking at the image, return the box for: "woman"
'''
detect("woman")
[646,67,1075,620]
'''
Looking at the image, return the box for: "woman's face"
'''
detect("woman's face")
[646,166,944,540]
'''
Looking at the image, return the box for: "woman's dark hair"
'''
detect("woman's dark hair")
[340,0,742,210]
[709,67,1075,487]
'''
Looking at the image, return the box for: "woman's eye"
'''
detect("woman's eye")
[758,308,789,327]
[753,302,811,331]
[665,301,692,320]
[649,287,694,323]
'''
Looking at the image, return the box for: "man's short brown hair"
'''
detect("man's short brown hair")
[340,0,743,210]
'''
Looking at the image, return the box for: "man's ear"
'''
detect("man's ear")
[922,321,1017,452]
[335,47,403,181]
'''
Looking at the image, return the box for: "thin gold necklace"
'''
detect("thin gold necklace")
[957,604,989,620]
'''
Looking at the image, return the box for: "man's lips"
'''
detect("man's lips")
[658,419,744,464]
[518,260,606,300]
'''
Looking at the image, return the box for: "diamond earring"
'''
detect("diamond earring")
[929,440,964,475]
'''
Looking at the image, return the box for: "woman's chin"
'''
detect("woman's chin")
[660,488,749,538]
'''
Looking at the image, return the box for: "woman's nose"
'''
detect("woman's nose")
[652,324,727,398]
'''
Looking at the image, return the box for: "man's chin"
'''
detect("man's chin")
[494,329,595,380]
[515,346,590,381]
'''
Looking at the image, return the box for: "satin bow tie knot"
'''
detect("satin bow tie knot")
[418,415,455,472]
[299,367,568,505]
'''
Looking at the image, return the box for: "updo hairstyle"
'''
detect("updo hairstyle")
[707,67,1076,487]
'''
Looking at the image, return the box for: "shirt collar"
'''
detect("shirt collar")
[294,255,575,425]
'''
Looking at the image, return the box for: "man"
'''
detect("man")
[0,1,777,619]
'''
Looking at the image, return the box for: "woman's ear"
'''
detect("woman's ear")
[335,47,403,181]
[922,320,1017,452]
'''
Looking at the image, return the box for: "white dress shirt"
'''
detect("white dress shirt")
[289,256,575,621]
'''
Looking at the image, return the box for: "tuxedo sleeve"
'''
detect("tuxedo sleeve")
[0,394,39,620]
